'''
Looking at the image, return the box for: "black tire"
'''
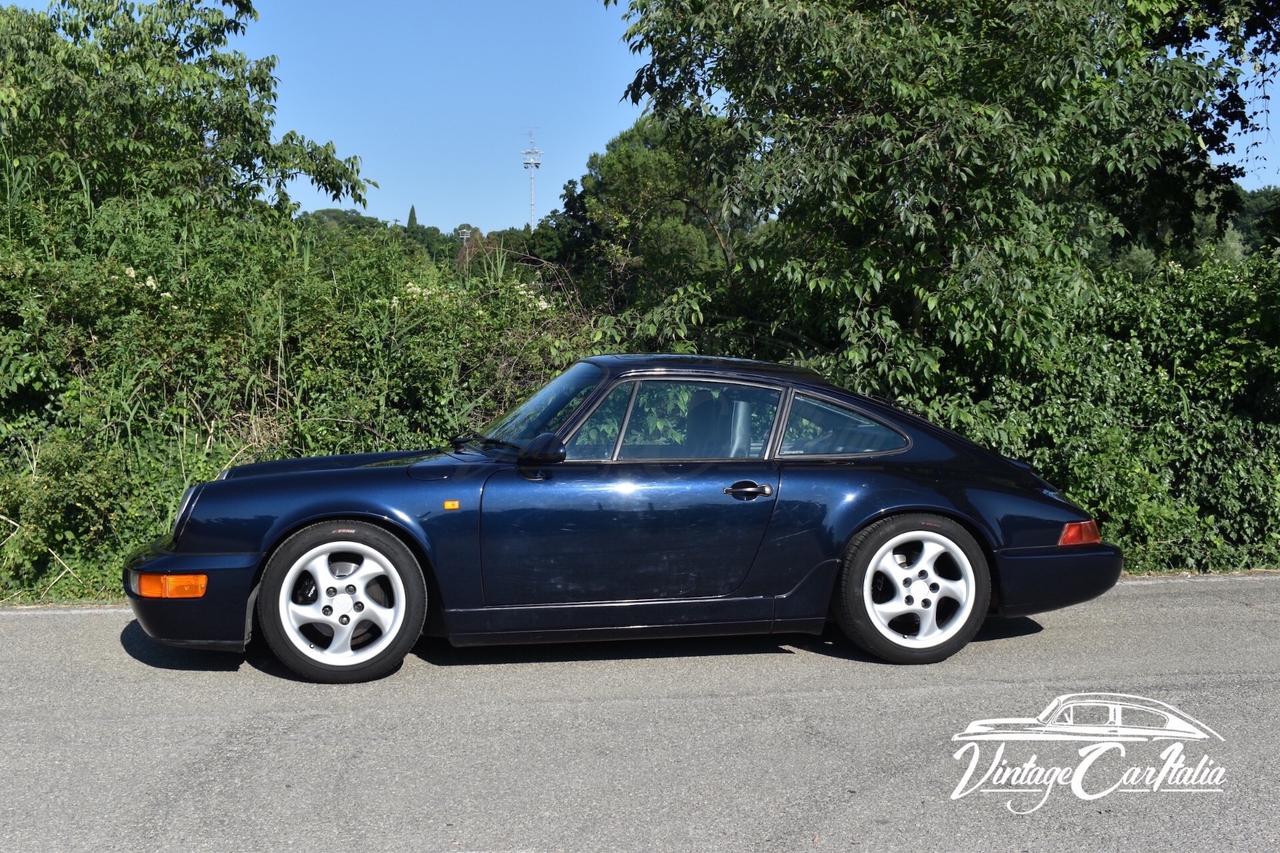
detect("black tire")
[835,513,991,664]
[257,520,427,683]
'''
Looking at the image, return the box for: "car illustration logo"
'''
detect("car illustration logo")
[949,692,1226,813]
[953,692,1223,743]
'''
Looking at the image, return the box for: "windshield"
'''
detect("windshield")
[482,362,603,448]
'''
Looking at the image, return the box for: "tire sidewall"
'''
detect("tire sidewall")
[257,521,427,683]
[837,514,991,664]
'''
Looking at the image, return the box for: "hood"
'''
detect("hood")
[952,717,1043,740]
[219,449,446,481]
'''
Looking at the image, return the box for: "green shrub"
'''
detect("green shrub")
[939,253,1280,572]
[0,205,593,599]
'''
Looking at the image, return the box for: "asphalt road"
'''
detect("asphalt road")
[1,574,1277,852]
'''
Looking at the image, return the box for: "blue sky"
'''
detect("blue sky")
[17,1,1280,229]
[232,1,645,232]
[232,2,1280,231]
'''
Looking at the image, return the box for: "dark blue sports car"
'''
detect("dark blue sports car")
[125,354,1121,682]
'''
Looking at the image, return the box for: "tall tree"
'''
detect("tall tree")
[406,205,419,230]
[0,0,367,229]
[550,116,737,311]
[617,0,1279,399]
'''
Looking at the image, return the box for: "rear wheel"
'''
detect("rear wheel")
[257,521,427,683]
[835,514,990,664]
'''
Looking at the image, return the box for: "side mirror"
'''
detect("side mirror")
[518,432,566,466]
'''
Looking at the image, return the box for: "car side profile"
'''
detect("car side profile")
[125,354,1122,682]
[953,693,1222,742]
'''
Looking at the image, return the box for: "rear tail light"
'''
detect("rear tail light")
[1059,520,1101,547]
[136,573,208,598]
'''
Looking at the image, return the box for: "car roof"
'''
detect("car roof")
[1054,693,1171,708]
[582,353,827,385]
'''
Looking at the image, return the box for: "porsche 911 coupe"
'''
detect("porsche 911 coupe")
[125,354,1122,682]
[952,693,1221,742]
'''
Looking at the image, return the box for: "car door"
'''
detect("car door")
[479,377,784,605]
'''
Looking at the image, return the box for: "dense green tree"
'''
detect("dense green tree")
[547,116,736,311]
[406,204,419,231]
[1232,186,1280,250]
[0,1,589,597]
[0,0,366,233]
[617,0,1278,400]
[302,208,387,233]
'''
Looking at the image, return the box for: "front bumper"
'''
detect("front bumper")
[993,543,1123,617]
[123,545,262,651]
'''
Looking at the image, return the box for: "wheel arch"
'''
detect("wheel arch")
[244,511,447,645]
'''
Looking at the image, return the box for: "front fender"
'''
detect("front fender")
[178,464,493,616]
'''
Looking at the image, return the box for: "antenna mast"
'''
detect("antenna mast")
[521,130,542,229]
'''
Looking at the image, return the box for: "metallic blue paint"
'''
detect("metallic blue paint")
[125,354,1122,651]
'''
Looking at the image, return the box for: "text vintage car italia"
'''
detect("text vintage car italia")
[125,354,1121,682]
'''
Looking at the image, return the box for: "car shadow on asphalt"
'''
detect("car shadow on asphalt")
[119,620,242,671]
[411,616,1042,667]
[413,633,819,667]
[121,615,1042,675]
[790,615,1042,663]
[119,619,296,678]
[974,615,1043,642]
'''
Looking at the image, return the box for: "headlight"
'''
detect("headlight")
[172,484,200,539]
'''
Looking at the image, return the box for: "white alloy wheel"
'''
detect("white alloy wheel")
[861,530,976,649]
[277,540,407,666]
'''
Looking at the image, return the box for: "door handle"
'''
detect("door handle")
[723,480,774,499]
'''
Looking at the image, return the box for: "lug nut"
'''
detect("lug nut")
[325,587,336,598]
[917,570,927,579]
[354,602,364,612]
[345,584,356,595]
[339,615,350,625]
[902,578,912,587]
[922,599,932,608]
[929,582,940,593]
[322,605,332,616]
[905,595,914,605]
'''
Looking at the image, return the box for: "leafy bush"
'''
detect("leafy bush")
[0,0,593,599]
[0,205,592,598]
[962,254,1280,572]
[3,0,1278,603]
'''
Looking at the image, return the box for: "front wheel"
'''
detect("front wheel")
[835,514,990,664]
[257,521,427,683]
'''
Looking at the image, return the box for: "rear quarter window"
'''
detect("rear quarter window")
[779,395,907,456]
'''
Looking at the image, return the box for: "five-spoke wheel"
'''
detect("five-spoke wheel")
[258,521,427,683]
[836,514,990,664]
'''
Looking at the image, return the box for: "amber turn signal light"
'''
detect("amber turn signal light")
[137,573,208,599]
[1058,520,1101,547]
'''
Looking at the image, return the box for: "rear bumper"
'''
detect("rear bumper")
[123,546,261,651]
[993,543,1122,617]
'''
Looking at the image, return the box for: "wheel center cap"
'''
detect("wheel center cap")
[332,592,354,614]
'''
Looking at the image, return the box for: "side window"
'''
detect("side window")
[617,381,780,460]
[1064,704,1114,727]
[1119,707,1169,730]
[779,395,907,456]
[564,382,633,461]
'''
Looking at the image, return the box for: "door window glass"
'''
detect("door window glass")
[564,382,633,461]
[1063,704,1114,726]
[617,381,780,460]
[779,395,907,456]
